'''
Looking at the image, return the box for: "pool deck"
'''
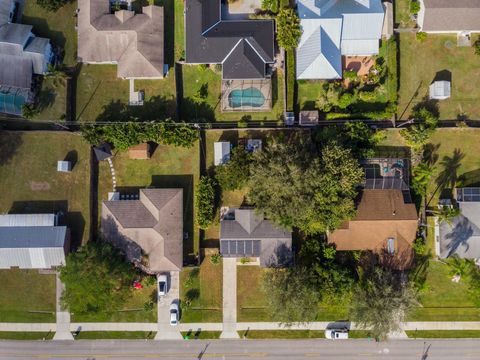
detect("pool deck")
[221,79,272,112]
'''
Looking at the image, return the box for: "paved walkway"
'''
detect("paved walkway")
[220,258,239,338]
[154,271,182,340]
[52,273,73,340]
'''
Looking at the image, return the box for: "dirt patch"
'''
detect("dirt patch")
[30,181,51,191]
[343,56,375,76]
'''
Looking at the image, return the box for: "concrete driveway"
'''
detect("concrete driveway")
[154,271,182,339]
[220,257,239,338]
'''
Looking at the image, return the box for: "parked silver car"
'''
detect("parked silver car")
[158,274,168,297]
[169,302,179,326]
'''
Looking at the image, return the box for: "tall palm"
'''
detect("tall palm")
[436,206,461,226]
[448,255,473,279]
[412,162,435,197]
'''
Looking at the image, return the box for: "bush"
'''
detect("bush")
[410,1,420,15]
[240,257,250,264]
[416,32,427,42]
[195,176,216,230]
[210,253,222,265]
[338,92,355,110]
[37,0,70,12]
[142,275,156,287]
[412,237,427,257]
[276,8,302,49]
[343,70,358,80]
[238,119,248,128]
[474,38,480,56]
[262,0,279,13]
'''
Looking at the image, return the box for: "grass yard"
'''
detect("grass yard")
[398,33,480,120]
[98,141,200,256]
[180,65,284,123]
[22,2,77,66]
[181,331,221,339]
[0,332,55,340]
[180,257,223,322]
[406,330,480,339]
[75,65,177,122]
[74,331,156,339]
[237,266,270,322]
[240,330,325,339]
[394,0,416,29]
[0,132,91,246]
[33,77,67,121]
[71,282,158,322]
[0,269,55,323]
[408,260,480,321]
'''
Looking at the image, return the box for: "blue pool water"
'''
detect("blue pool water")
[0,91,26,115]
[228,87,265,108]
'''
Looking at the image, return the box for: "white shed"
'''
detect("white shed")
[429,81,451,100]
[214,141,231,166]
[57,160,71,172]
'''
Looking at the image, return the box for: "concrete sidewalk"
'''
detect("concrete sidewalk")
[52,273,74,340]
[2,321,480,333]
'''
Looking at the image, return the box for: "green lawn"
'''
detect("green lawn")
[74,331,156,339]
[406,330,480,339]
[398,33,480,120]
[180,65,285,122]
[34,77,67,121]
[180,257,223,322]
[409,260,480,321]
[181,331,221,339]
[237,266,270,322]
[0,332,55,340]
[75,65,177,122]
[0,269,56,323]
[98,142,200,256]
[71,282,158,322]
[240,330,325,339]
[22,2,77,66]
[0,132,91,246]
[394,0,416,29]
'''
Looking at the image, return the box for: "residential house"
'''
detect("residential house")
[418,0,480,33]
[220,208,292,267]
[102,188,183,272]
[296,0,384,79]
[0,0,53,115]
[438,188,480,259]
[0,214,70,269]
[184,0,275,80]
[328,158,418,269]
[77,0,166,79]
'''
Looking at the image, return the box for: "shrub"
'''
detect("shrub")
[240,257,250,264]
[343,70,358,80]
[358,90,378,102]
[416,32,427,42]
[413,107,439,129]
[276,8,302,49]
[410,1,420,15]
[286,51,295,111]
[474,38,480,56]
[199,64,209,71]
[261,0,279,13]
[195,176,216,230]
[412,237,427,257]
[37,0,70,12]
[210,253,222,265]
[238,119,248,128]
[338,92,355,110]
[142,275,156,287]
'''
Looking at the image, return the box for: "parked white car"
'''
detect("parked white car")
[158,274,168,297]
[170,303,179,326]
[325,328,349,339]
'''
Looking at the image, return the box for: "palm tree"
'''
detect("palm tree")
[412,162,435,197]
[436,206,461,226]
[448,255,473,279]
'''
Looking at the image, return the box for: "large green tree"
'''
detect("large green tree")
[262,267,319,323]
[276,8,302,49]
[59,241,137,314]
[215,147,252,191]
[248,137,362,234]
[350,267,417,340]
[195,176,217,230]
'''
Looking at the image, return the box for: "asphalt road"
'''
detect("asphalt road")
[0,339,479,360]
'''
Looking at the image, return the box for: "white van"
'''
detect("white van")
[325,328,349,339]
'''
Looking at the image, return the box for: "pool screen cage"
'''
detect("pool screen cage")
[0,86,30,116]
[221,79,272,112]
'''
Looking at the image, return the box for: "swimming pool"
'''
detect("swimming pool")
[0,90,26,115]
[228,87,265,108]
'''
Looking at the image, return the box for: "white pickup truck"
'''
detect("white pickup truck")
[325,328,349,339]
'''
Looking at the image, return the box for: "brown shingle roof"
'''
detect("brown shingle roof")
[422,0,480,32]
[328,190,418,269]
[128,143,150,159]
[102,188,183,272]
[78,0,164,79]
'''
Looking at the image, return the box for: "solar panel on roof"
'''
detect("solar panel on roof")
[220,240,261,257]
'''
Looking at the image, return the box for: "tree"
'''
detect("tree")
[411,162,435,197]
[195,176,217,229]
[416,31,427,42]
[261,0,279,13]
[215,147,253,191]
[248,136,363,234]
[474,38,480,56]
[349,267,417,340]
[37,0,70,12]
[262,267,320,323]
[276,8,302,49]
[400,124,433,150]
[436,206,461,225]
[414,107,439,129]
[409,1,420,15]
[448,255,473,279]
[59,241,137,314]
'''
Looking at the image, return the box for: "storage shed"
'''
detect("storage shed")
[429,81,451,100]
[128,143,151,159]
[57,160,71,172]
[214,141,231,166]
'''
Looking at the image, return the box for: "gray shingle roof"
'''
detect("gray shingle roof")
[102,188,183,272]
[185,0,274,80]
[0,53,32,89]
[422,0,480,32]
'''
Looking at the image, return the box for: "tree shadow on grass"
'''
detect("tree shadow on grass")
[436,148,465,193]
[0,131,23,166]
[96,95,177,122]
[180,98,216,123]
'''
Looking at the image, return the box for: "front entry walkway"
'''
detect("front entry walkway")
[52,272,73,340]
[220,257,240,339]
